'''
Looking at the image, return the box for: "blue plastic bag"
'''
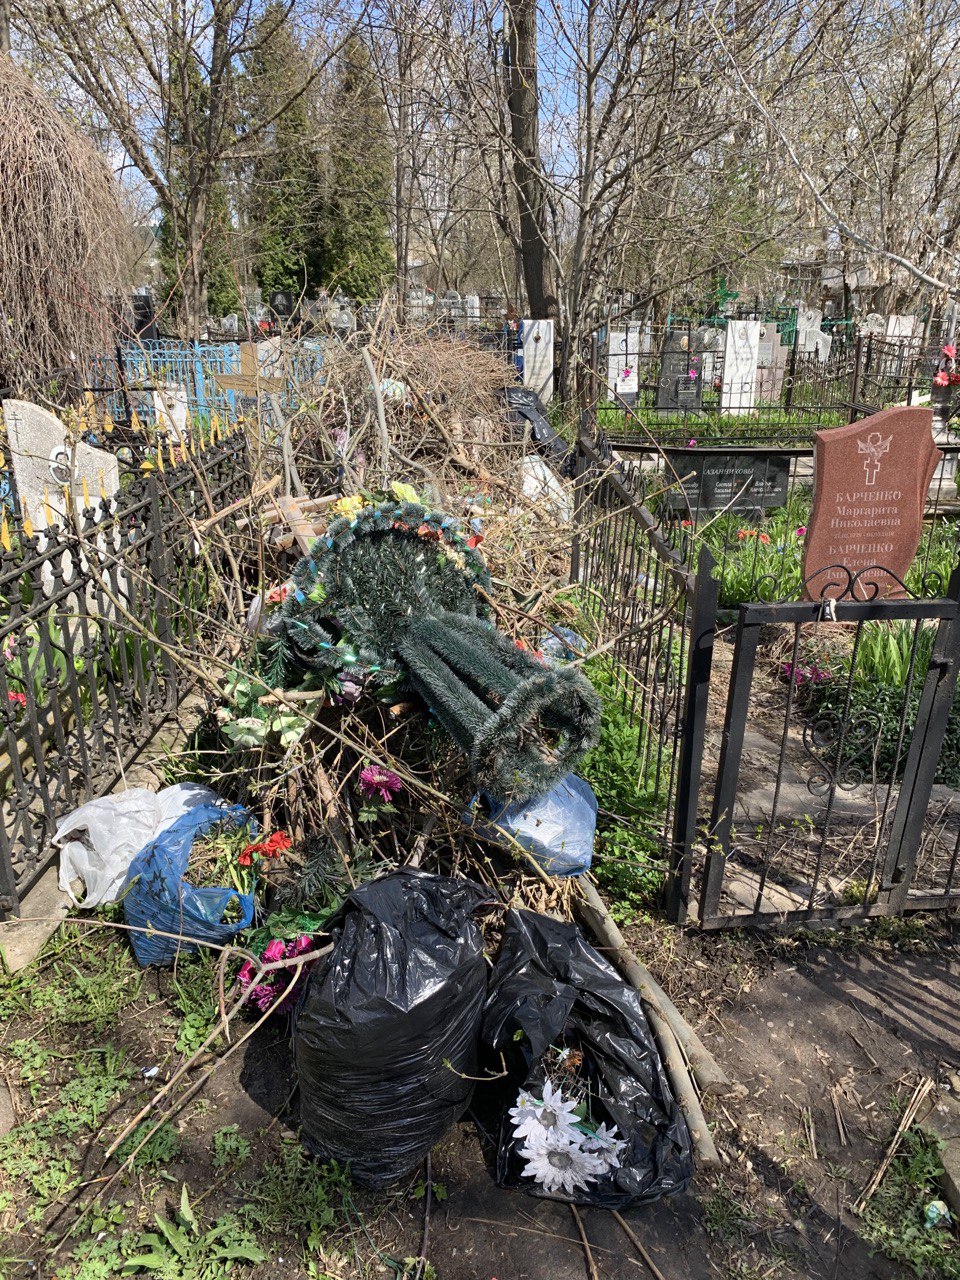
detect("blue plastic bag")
[122,803,255,967]
[466,775,597,877]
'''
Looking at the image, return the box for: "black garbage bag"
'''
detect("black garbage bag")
[498,386,573,473]
[294,869,489,1187]
[481,909,692,1207]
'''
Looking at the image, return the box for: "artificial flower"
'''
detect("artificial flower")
[518,1130,606,1196]
[237,961,255,986]
[509,1081,581,1146]
[7,691,26,707]
[359,764,403,803]
[934,370,950,388]
[286,935,314,956]
[796,526,807,537]
[262,831,292,858]
[580,1122,627,1170]
[247,984,276,1012]
[390,480,420,504]
[686,438,697,448]
[262,939,286,963]
[466,534,484,549]
[681,520,692,528]
[237,848,254,867]
[266,582,290,605]
[758,532,771,545]
[943,344,957,360]
[334,493,365,519]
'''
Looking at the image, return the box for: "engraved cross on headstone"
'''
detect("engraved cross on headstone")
[857,431,892,486]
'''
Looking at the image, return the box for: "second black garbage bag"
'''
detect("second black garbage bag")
[482,908,693,1207]
[294,869,488,1187]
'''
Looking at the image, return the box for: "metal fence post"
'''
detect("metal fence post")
[666,545,718,923]
[784,324,800,412]
[147,473,179,712]
[848,333,864,421]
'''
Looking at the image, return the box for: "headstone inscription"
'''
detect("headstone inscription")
[802,406,941,600]
[720,320,760,415]
[655,329,703,412]
[605,328,640,404]
[663,448,790,514]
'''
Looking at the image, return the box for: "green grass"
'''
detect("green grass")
[860,1128,960,1277]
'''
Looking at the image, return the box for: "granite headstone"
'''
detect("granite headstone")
[802,406,941,600]
[655,329,703,412]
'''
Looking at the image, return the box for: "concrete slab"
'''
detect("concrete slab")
[0,864,72,974]
[0,1078,15,1136]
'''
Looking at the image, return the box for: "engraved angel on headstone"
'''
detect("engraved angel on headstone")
[857,431,892,485]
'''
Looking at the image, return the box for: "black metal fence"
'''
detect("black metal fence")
[0,432,251,918]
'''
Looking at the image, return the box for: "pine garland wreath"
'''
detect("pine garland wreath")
[263,495,600,801]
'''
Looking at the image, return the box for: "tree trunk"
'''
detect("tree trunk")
[504,0,557,320]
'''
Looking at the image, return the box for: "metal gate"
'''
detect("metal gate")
[673,570,960,928]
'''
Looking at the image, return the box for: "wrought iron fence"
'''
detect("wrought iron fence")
[0,432,251,918]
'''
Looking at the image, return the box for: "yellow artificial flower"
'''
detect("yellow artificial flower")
[389,481,419,504]
[334,493,365,519]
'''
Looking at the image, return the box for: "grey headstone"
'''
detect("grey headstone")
[4,399,119,529]
[655,328,704,412]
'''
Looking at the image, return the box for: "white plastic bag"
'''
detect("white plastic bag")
[465,774,597,877]
[55,783,219,907]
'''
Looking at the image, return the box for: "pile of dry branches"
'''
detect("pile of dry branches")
[0,57,129,385]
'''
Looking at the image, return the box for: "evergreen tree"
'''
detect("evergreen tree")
[313,39,394,302]
[242,5,324,297]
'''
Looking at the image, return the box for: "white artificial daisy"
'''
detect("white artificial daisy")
[519,1131,606,1196]
[581,1121,627,1171]
[509,1080,581,1146]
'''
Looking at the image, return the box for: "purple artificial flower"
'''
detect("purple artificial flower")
[248,983,276,1011]
[285,935,314,957]
[334,672,363,705]
[262,939,285,963]
[359,765,403,803]
[237,960,255,987]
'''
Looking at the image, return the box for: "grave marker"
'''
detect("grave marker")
[663,448,790,514]
[755,326,788,403]
[3,400,119,529]
[655,329,703,413]
[720,320,760,415]
[802,406,941,600]
[521,318,554,403]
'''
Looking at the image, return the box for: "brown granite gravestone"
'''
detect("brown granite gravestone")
[802,406,941,600]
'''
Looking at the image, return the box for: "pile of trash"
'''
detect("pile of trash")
[50,473,713,1207]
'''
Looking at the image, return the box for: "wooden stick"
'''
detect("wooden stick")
[235,493,336,530]
[575,878,731,1096]
[569,1205,599,1280]
[855,1076,934,1213]
[194,475,280,530]
[612,1212,668,1280]
[650,1013,722,1171]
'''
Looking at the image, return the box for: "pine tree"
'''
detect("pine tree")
[241,5,325,297]
[313,38,394,302]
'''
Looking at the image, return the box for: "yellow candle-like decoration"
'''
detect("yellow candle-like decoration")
[0,511,10,553]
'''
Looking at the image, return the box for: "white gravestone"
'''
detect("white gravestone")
[4,400,119,530]
[720,321,760,415]
[3,400,123,611]
[755,327,788,402]
[885,315,917,341]
[153,383,190,442]
[521,319,554,403]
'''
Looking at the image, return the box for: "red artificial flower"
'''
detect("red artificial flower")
[262,831,292,859]
[466,534,484,549]
[7,691,26,707]
[943,344,957,360]
[758,532,771,545]
[238,848,254,867]
[934,370,950,387]
[681,519,692,528]
[951,373,960,385]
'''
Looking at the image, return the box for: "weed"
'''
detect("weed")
[212,1125,251,1172]
[29,938,142,1035]
[860,1128,960,1278]
[248,1138,348,1254]
[702,1183,756,1241]
[122,1185,264,1278]
[170,953,219,1055]
[116,1121,182,1171]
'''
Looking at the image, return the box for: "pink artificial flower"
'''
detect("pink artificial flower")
[262,939,285,963]
[248,984,276,1011]
[237,960,255,987]
[943,344,957,360]
[359,764,403,803]
[796,526,807,537]
[934,370,950,387]
[687,438,697,448]
[7,691,26,707]
[285,935,313,957]
[688,369,697,379]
